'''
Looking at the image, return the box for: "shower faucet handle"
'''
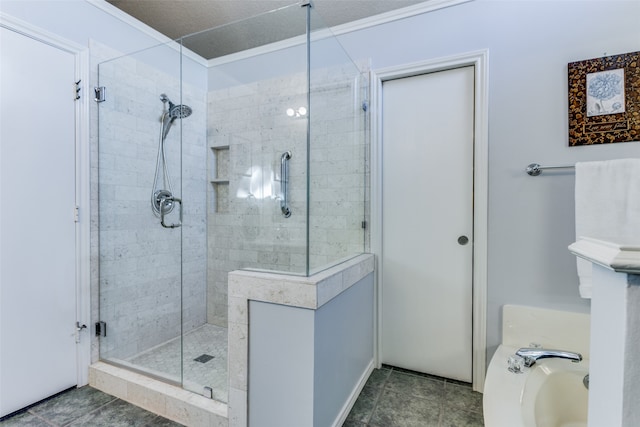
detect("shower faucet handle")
[160,196,183,229]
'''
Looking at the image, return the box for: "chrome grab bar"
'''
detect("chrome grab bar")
[280,151,292,218]
[160,195,182,228]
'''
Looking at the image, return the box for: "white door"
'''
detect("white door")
[0,27,78,417]
[381,66,474,382]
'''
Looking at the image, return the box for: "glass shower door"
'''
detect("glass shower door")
[97,42,185,385]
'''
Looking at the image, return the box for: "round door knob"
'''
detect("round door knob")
[458,235,469,245]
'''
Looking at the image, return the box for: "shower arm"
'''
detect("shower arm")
[159,195,182,228]
[280,151,292,218]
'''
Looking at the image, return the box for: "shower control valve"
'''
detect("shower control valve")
[152,189,175,216]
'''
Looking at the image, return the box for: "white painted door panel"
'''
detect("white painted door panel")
[381,67,474,382]
[0,27,77,417]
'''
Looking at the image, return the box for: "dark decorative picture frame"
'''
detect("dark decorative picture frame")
[568,51,640,146]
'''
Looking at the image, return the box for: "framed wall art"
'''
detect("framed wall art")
[568,51,640,146]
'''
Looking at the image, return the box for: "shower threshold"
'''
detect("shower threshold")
[89,361,228,426]
[90,324,229,425]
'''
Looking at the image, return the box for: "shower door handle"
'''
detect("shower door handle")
[160,196,182,228]
[280,151,292,218]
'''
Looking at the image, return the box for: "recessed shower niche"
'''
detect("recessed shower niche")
[209,133,230,214]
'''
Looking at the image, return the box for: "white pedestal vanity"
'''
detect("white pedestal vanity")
[569,237,640,427]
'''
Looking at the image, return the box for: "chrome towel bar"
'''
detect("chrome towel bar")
[526,163,575,176]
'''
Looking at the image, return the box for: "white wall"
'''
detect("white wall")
[313,273,374,427]
[249,302,315,426]
[335,0,640,360]
[1,1,152,53]
[248,273,374,427]
[0,1,207,88]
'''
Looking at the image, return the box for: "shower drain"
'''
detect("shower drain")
[194,354,214,363]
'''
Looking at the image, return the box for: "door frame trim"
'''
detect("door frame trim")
[0,12,91,387]
[370,49,489,392]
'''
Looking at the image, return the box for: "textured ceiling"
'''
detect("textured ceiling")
[107,0,426,59]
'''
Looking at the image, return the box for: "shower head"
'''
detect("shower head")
[169,103,192,119]
[159,93,192,140]
[160,93,192,119]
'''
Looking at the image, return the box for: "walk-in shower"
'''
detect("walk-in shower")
[96,1,368,408]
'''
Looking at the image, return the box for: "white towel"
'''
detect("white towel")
[575,158,640,298]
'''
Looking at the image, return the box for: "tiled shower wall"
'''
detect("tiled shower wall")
[206,64,369,326]
[96,43,208,360]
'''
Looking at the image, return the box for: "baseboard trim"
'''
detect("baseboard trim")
[332,359,375,427]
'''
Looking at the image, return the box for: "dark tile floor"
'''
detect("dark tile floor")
[342,365,485,427]
[0,386,182,427]
[1,365,484,427]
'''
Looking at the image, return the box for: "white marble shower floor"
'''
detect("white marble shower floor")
[127,323,228,403]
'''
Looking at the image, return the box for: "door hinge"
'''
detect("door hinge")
[95,321,107,337]
[361,220,367,229]
[74,79,81,101]
[94,86,106,103]
[74,206,80,223]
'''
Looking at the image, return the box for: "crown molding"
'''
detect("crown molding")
[208,0,474,67]
[84,0,208,66]
[330,0,473,35]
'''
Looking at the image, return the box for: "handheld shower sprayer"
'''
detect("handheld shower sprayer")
[151,94,193,220]
[159,93,192,140]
